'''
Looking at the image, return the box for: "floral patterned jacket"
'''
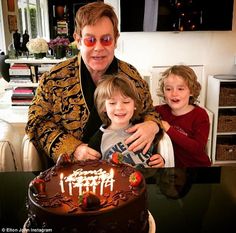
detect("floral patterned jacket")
[25,54,161,162]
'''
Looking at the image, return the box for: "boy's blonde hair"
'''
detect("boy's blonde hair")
[94,74,141,126]
[75,2,119,42]
[157,65,201,105]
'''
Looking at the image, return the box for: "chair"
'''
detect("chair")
[0,119,22,171]
[21,134,47,171]
[157,132,175,167]
[0,55,10,82]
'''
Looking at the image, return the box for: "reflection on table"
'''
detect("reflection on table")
[0,166,236,233]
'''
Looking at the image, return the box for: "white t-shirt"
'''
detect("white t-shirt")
[100,124,153,168]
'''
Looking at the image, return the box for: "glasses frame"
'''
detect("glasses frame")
[82,35,113,47]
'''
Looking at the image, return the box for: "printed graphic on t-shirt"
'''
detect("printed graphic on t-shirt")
[173,125,188,136]
[103,141,152,168]
[100,125,153,168]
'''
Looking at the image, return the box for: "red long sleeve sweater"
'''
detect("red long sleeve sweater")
[155,104,211,167]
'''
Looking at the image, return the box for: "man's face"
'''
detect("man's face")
[77,16,117,75]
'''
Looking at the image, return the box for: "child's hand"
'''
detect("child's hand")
[148,154,165,168]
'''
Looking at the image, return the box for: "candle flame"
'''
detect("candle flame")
[110,168,114,178]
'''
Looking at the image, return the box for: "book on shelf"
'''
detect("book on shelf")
[11,89,34,105]
[9,64,31,76]
[11,99,33,106]
[11,87,35,99]
[10,64,28,68]
[13,86,35,94]
[10,75,32,82]
[9,76,34,86]
[38,64,54,73]
[11,94,34,99]
[57,20,68,35]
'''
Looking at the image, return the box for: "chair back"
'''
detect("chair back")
[157,132,175,167]
[0,55,10,82]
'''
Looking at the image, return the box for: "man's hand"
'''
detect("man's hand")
[161,120,171,132]
[125,121,159,154]
[74,144,101,161]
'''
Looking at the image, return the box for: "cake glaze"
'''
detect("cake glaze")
[26,159,149,233]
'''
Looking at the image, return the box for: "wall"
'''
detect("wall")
[0,0,18,53]
[111,1,236,78]
[2,0,236,77]
[0,0,50,54]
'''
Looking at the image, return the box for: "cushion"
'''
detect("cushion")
[157,132,175,167]
[0,119,22,171]
[21,134,43,171]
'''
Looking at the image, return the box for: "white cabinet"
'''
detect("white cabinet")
[206,75,236,165]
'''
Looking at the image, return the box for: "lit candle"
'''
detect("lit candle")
[60,173,65,193]
[78,177,83,196]
[84,178,90,192]
[100,174,105,196]
[91,176,96,194]
[92,185,96,194]
[79,183,83,196]
[109,169,114,192]
[69,181,72,196]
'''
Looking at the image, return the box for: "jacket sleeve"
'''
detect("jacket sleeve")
[25,70,82,162]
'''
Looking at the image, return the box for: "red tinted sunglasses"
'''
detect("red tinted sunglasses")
[83,35,113,47]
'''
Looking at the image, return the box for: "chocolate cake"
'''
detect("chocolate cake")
[26,158,149,233]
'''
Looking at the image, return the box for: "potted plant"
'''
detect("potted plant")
[68,41,79,57]
[26,38,49,59]
[48,37,70,59]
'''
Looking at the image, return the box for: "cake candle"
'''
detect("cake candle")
[100,174,105,196]
[84,178,90,192]
[60,173,65,193]
[92,185,96,194]
[91,176,98,195]
[110,169,114,192]
[69,181,73,196]
[79,184,82,196]
[78,177,83,196]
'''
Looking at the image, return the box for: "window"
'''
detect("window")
[0,0,4,52]
[17,0,50,40]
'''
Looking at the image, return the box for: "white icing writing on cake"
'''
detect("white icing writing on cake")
[59,168,115,196]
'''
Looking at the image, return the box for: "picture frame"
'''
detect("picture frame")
[8,15,17,32]
[7,0,15,12]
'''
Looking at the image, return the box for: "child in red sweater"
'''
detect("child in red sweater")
[155,65,211,167]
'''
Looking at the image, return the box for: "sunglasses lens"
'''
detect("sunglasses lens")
[83,37,96,47]
[83,35,113,47]
[100,35,113,46]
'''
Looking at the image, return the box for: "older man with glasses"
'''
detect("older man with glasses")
[26,2,162,164]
